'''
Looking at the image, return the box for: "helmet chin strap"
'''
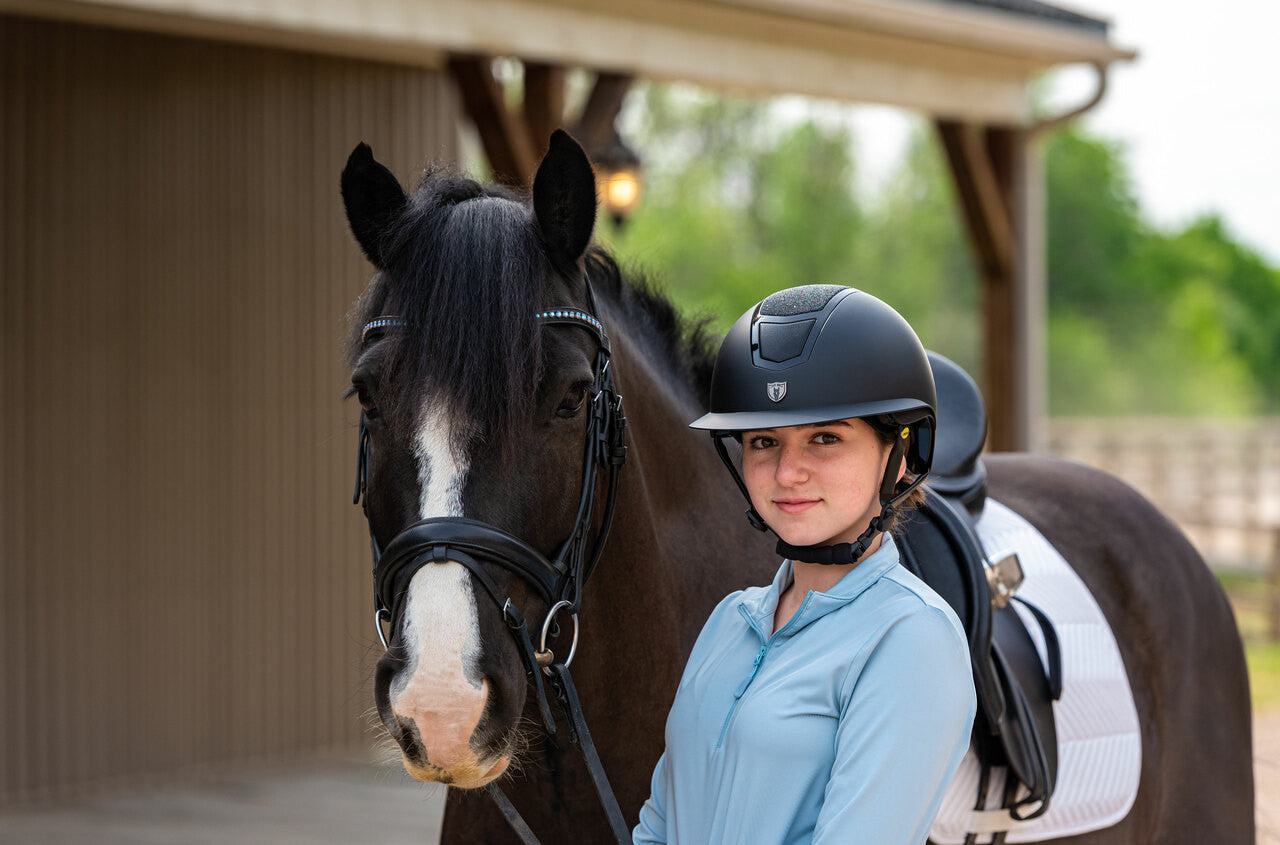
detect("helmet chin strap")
[774,511,890,566]
[713,428,918,567]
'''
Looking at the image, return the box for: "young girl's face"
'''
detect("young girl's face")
[740,417,901,550]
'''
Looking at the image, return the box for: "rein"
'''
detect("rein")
[352,283,631,844]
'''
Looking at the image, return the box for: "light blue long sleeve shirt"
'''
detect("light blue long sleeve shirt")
[634,535,976,845]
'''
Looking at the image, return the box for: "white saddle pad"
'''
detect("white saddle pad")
[929,498,1142,844]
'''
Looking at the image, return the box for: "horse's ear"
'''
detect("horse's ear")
[341,143,407,269]
[533,129,597,271]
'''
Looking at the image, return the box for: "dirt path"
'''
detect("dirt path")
[1258,710,1280,843]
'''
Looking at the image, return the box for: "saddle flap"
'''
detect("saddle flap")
[898,492,1060,824]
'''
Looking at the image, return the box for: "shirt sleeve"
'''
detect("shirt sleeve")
[812,605,977,845]
[632,750,670,844]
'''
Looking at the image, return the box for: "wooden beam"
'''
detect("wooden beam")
[937,120,1037,453]
[447,58,635,186]
[523,61,566,160]
[446,53,536,188]
[573,72,634,154]
[936,120,1016,281]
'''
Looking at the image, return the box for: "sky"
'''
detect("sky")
[844,0,1280,265]
[1065,0,1280,264]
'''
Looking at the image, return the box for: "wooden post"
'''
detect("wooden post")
[936,120,1044,453]
[446,54,537,188]
[573,71,634,153]
[447,59,634,189]
[523,62,566,160]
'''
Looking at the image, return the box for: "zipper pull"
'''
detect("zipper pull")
[734,645,769,699]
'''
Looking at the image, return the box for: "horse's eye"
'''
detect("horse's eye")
[556,385,588,418]
[354,383,380,419]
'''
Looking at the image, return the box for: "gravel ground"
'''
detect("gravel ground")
[0,754,447,845]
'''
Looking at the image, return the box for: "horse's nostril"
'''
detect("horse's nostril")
[396,717,425,762]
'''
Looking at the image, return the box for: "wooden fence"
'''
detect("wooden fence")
[1047,417,1280,572]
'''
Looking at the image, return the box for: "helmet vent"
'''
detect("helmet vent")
[759,319,814,362]
[759,284,846,317]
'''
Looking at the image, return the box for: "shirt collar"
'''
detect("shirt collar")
[738,534,901,640]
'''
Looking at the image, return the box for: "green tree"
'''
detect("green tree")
[1044,130,1268,415]
[612,84,978,373]
[610,83,1278,417]
[611,86,868,333]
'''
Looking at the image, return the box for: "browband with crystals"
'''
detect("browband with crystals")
[533,308,608,345]
[362,308,607,347]
[534,308,603,333]
[360,317,413,345]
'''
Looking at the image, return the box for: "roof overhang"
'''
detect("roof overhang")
[1,0,1135,123]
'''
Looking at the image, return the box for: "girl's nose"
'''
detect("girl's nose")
[775,442,809,486]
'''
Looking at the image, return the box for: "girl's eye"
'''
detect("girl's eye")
[557,385,589,418]
[748,436,776,450]
[814,432,840,445]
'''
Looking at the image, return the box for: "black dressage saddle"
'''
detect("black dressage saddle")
[896,352,1063,827]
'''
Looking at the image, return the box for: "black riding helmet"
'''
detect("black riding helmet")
[690,284,937,565]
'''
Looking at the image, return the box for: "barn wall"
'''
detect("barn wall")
[0,13,458,806]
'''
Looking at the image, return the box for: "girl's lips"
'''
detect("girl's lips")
[774,499,819,514]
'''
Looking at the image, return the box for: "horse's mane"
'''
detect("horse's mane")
[346,167,717,452]
[583,248,718,407]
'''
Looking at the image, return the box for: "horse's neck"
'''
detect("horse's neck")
[513,305,777,830]
[595,311,777,620]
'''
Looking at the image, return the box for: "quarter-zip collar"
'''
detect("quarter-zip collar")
[737,534,901,642]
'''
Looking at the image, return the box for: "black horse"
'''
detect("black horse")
[341,131,1253,843]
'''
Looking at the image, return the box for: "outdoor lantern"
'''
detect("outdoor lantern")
[592,134,643,226]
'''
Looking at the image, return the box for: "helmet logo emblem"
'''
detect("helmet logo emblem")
[766,381,787,403]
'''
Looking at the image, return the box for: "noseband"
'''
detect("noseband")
[352,281,631,844]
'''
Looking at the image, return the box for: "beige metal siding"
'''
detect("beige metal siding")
[0,14,458,806]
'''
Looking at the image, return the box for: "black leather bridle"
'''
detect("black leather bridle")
[352,282,631,844]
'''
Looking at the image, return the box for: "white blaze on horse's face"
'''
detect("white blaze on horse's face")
[389,404,507,786]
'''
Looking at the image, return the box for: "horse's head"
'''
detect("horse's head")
[342,131,610,788]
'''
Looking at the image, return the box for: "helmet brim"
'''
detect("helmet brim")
[689,398,933,432]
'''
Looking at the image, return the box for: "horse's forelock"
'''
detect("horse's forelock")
[346,172,720,464]
[359,174,546,458]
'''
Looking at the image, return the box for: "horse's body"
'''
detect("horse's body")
[979,455,1253,842]
[341,132,1252,843]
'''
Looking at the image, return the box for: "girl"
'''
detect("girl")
[634,284,975,844]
